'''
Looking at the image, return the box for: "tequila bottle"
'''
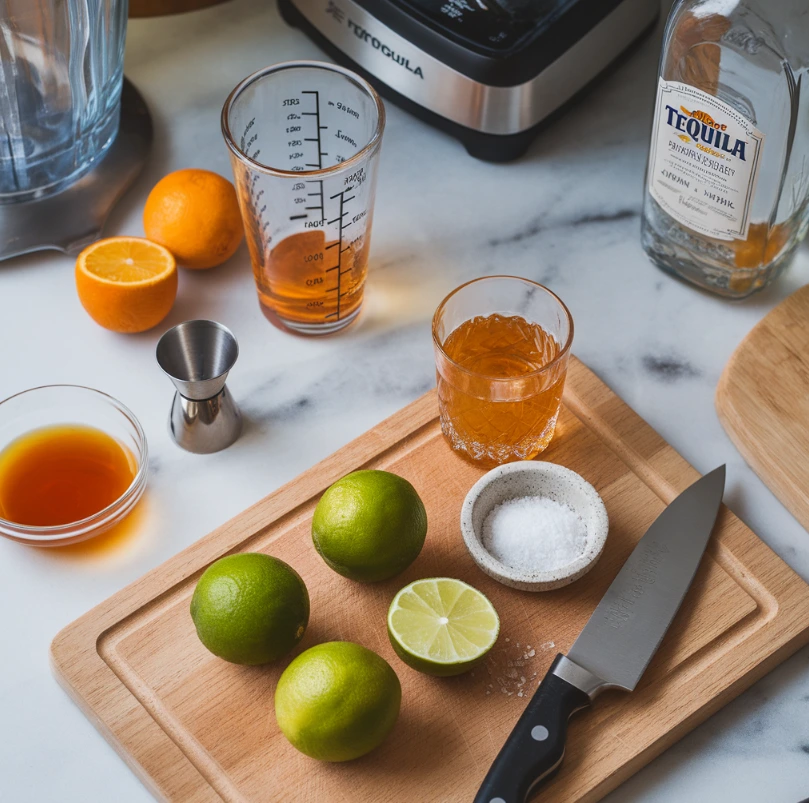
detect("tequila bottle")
[641,0,809,298]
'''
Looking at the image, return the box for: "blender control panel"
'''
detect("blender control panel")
[393,0,569,52]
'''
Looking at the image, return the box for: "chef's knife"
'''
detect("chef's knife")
[474,465,726,803]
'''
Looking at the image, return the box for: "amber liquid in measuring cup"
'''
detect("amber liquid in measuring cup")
[245,229,370,329]
[436,314,569,465]
[0,425,136,526]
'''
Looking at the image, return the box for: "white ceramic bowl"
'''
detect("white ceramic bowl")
[460,461,609,591]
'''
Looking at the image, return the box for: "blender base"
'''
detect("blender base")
[0,78,153,261]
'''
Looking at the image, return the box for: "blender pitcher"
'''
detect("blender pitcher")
[0,0,128,203]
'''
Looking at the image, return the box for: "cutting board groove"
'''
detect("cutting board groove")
[52,357,809,802]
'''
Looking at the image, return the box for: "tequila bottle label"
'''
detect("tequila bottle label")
[647,79,765,241]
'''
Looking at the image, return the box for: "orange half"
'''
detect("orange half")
[76,237,178,333]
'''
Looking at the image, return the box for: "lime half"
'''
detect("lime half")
[387,578,499,676]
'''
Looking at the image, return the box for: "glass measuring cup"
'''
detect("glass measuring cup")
[222,62,385,335]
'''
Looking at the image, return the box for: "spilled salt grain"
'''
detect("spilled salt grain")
[483,496,586,572]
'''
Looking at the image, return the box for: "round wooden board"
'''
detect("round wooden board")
[716,284,809,532]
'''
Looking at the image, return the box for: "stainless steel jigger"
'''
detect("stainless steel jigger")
[156,320,242,454]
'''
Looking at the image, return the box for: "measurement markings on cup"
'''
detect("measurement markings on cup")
[288,91,327,224]
[325,186,355,321]
[301,90,328,170]
[306,179,324,218]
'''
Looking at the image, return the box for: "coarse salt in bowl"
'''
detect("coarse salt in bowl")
[460,461,609,591]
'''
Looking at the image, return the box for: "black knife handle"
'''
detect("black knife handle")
[474,655,591,803]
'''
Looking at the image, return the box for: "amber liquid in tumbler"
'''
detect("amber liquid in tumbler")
[245,228,369,328]
[437,314,567,465]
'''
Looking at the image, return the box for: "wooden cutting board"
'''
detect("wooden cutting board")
[51,357,809,803]
[716,284,809,531]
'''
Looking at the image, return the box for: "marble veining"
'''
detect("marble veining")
[487,208,640,247]
[641,353,702,382]
[1,0,809,801]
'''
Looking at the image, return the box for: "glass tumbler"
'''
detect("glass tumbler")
[0,0,128,203]
[222,61,385,335]
[433,276,574,466]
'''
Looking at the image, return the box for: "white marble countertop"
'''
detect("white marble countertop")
[3,1,809,800]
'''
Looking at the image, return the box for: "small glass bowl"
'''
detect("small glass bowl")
[0,385,148,546]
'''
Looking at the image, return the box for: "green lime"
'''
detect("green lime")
[387,577,500,677]
[190,553,309,666]
[312,469,428,583]
[274,641,401,761]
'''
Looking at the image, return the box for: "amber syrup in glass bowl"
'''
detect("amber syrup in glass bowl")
[0,425,137,527]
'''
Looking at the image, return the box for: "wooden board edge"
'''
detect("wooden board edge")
[587,618,809,802]
[571,523,809,801]
[49,644,219,803]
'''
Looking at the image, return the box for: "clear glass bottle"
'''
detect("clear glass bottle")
[641,0,809,298]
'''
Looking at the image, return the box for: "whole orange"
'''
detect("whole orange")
[143,169,244,270]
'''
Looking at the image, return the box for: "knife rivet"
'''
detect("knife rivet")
[531,725,549,741]
[490,798,507,803]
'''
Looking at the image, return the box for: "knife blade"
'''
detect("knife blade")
[474,465,726,803]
